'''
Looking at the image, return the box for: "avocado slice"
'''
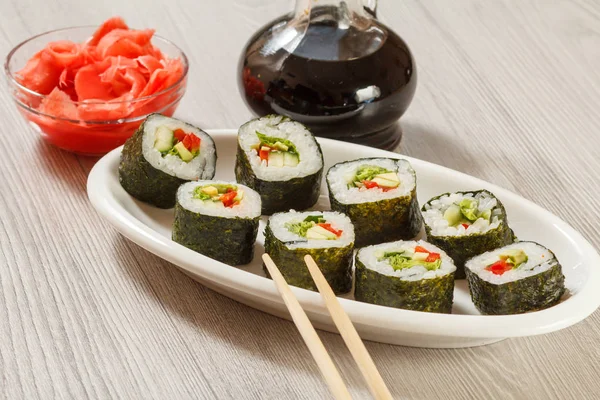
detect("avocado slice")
[412,252,429,261]
[273,141,289,151]
[443,204,462,226]
[201,186,218,197]
[174,142,194,162]
[306,225,337,240]
[499,249,528,267]
[372,172,400,188]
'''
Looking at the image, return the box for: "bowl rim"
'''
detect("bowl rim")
[3,25,189,108]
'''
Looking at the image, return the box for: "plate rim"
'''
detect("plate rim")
[87,129,600,340]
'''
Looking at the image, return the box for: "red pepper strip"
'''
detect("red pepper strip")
[317,223,343,237]
[414,246,429,253]
[362,180,379,189]
[485,260,512,275]
[220,191,238,208]
[259,148,270,162]
[426,252,440,262]
[182,134,193,150]
[461,223,470,229]
[174,128,186,142]
[191,135,201,152]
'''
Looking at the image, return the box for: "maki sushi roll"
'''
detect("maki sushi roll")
[119,114,217,208]
[422,190,514,279]
[172,181,261,266]
[264,211,354,294]
[465,242,565,314]
[326,158,422,247]
[235,115,324,215]
[355,240,456,313]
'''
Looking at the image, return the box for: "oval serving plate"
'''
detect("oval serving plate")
[87,129,600,348]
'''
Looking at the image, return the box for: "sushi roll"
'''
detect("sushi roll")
[264,211,354,294]
[235,115,324,215]
[119,114,217,208]
[422,190,514,279]
[326,158,422,247]
[465,242,565,314]
[355,240,456,313]
[172,181,261,266]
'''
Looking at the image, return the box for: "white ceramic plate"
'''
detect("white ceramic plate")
[87,129,600,348]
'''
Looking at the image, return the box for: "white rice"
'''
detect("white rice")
[268,210,354,250]
[177,180,261,219]
[422,191,503,236]
[327,158,416,205]
[357,240,456,281]
[238,115,323,181]
[142,114,217,181]
[465,242,558,285]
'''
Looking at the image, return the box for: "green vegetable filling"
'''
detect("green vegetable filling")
[443,198,493,227]
[284,215,339,240]
[356,165,390,182]
[499,249,528,268]
[348,165,400,189]
[193,184,240,201]
[153,126,199,162]
[256,132,298,155]
[378,250,441,271]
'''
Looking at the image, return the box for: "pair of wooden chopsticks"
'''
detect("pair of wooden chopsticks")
[263,254,393,400]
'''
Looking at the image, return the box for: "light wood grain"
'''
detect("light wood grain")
[304,256,392,400]
[1,0,600,399]
[262,255,352,400]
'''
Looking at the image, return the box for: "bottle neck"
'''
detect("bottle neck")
[294,0,372,27]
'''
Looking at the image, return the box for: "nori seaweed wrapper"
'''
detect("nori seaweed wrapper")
[234,117,324,215]
[172,202,259,266]
[118,115,216,209]
[262,223,353,294]
[423,190,514,279]
[354,257,455,314]
[465,246,565,315]
[327,158,423,247]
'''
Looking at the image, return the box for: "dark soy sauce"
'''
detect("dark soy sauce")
[239,7,417,149]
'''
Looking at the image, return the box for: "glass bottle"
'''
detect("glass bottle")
[238,0,416,149]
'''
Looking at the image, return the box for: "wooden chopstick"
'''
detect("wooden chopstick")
[262,254,352,400]
[304,255,393,400]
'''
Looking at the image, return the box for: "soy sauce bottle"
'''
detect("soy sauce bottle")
[238,0,416,149]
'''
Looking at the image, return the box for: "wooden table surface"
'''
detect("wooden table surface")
[1,0,600,398]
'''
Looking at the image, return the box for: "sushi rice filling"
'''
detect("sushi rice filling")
[422,192,502,236]
[142,115,216,181]
[485,249,528,275]
[193,184,244,208]
[251,132,300,168]
[377,245,441,271]
[347,165,400,191]
[328,158,415,204]
[153,125,201,162]
[269,211,354,249]
[177,181,261,219]
[285,215,343,240]
[238,115,322,181]
[466,242,558,284]
[358,240,456,281]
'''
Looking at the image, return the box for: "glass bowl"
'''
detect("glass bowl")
[4,26,189,155]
